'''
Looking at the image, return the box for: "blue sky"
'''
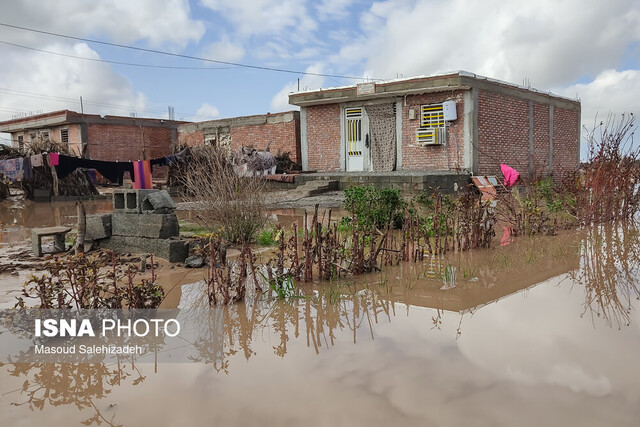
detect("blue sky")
[0,0,639,153]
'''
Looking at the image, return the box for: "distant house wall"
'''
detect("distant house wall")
[304,104,342,171]
[400,91,467,171]
[177,111,301,163]
[476,88,580,178]
[12,123,83,155]
[177,128,204,147]
[85,123,174,162]
[229,116,301,162]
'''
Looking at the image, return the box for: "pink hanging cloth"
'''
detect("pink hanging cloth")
[500,163,519,187]
[49,152,59,166]
[132,160,152,189]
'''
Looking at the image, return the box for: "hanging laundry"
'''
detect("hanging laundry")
[49,152,59,166]
[55,155,134,185]
[500,163,520,187]
[0,158,24,181]
[150,147,190,171]
[22,157,33,180]
[132,160,152,189]
[30,154,43,167]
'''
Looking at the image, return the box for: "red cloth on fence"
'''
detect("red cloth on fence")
[500,163,519,187]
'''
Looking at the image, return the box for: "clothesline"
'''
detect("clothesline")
[0,148,189,187]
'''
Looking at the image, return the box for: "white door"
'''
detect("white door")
[345,107,369,171]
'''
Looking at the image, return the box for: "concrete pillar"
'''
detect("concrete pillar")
[395,99,403,170]
[528,101,534,177]
[548,105,554,175]
[300,107,309,171]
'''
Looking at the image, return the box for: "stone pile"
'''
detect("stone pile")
[86,189,189,263]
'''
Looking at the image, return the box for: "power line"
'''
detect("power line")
[0,87,211,121]
[0,22,372,81]
[0,40,236,70]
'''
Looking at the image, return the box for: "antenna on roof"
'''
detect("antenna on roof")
[168,106,175,120]
[80,96,84,114]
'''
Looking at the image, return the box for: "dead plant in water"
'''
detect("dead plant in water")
[173,145,268,244]
[204,235,265,305]
[15,251,163,309]
[566,113,640,224]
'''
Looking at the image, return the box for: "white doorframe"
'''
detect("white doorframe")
[344,107,370,171]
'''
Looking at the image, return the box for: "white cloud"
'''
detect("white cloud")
[560,69,640,130]
[315,0,356,20]
[332,0,640,87]
[0,42,145,121]
[0,0,205,48]
[196,102,220,120]
[202,34,245,63]
[270,64,325,112]
[200,0,317,39]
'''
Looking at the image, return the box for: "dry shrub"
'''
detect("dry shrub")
[174,145,268,244]
[567,113,640,224]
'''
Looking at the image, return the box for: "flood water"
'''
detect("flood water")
[1,199,640,426]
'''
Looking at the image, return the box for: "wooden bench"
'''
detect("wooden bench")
[31,226,72,257]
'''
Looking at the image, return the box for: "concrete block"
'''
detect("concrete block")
[142,190,176,213]
[99,236,189,263]
[86,213,112,240]
[113,189,158,213]
[112,212,179,238]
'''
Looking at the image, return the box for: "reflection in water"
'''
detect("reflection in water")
[3,361,143,426]
[0,199,112,243]
[570,222,640,328]
[188,290,393,373]
[2,223,640,426]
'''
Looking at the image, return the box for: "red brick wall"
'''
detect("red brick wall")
[477,90,530,176]
[553,107,580,177]
[477,89,579,179]
[177,129,204,147]
[306,104,341,171]
[401,92,466,170]
[86,124,174,179]
[87,124,173,161]
[230,117,301,162]
[533,103,550,175]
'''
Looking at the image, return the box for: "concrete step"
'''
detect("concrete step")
[288,180,338,199]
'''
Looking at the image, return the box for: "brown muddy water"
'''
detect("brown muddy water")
[1,199,640,426]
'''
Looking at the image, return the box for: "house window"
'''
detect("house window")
[17,135,24,152]
[420,104,445,128]
[41,131,49,141]
[29,132,36,140]
[60,128,69,143]
[416,103,446,145]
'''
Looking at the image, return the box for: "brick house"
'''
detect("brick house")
[0,110,184,162]
[177,111,301,163]
[289,71,581,179]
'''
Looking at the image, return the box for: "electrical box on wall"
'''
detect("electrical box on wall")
[408,108,416,120]
[442,100,457,121]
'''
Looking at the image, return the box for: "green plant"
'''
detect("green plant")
[343,185,406,230]
[257,226,279,246]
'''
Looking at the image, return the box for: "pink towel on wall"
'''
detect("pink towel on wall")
[500,163,519,187]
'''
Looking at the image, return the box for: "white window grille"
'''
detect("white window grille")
[416,103,446,145]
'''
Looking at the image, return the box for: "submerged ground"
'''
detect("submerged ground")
[1,197,639,426]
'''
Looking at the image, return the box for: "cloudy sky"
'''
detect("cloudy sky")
[0,0,638,154]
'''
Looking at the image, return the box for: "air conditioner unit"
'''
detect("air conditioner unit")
[416,127,446,146]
